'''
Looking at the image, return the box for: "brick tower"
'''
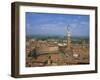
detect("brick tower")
[66,25,71,49]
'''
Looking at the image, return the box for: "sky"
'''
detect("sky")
[26,12,90,37]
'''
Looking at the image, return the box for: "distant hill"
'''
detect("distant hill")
[26,35,89,44]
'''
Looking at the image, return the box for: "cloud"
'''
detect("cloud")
[26,12,89,37]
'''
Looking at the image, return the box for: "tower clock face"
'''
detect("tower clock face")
[68,33,71,37]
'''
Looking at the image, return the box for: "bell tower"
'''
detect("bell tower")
[66,25,71,49]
